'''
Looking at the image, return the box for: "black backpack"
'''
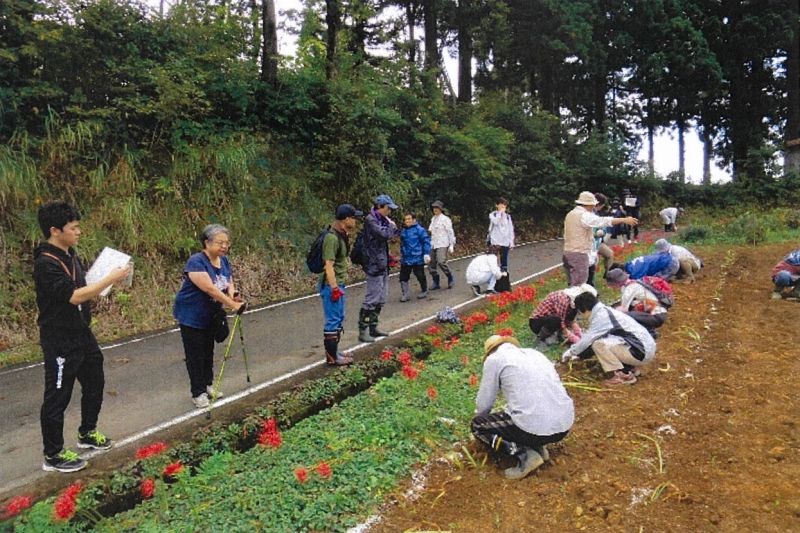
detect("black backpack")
[306,226,343,274]
[349,230,368,267]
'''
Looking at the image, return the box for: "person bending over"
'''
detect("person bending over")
[528,284,596,346]
[771,248,800,300]
[466,245,507,296]
[605,268,669,335]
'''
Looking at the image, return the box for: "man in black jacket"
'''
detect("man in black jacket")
[34,202,131,472]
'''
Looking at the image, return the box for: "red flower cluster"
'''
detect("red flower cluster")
[3,495,32,519]
[380,348,394,361]
[488,286,537,307]
[135,441,169,460]
[432,338,443,348]
[53,483,82,521]
[402,364,420,380]
[496,327,514,337]
[294,467,309,483]
[461,355,469,366]
[397,351,412,366]
[494,311,511,324]
[426,325,441,335]
[469,374,479,387]
[465,311,489,327]
[140,478,155,499]
[443,336,460,351]
[258,418,283,449]
[426,386,438,401]
[316,461,333,479]
[163,461,183,478]
[514,285,536,302]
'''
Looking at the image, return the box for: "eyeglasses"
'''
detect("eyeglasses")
[211,240,231,247]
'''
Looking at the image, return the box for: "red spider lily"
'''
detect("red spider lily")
[316,462,333,479]
[397,351,413,366]
[426,386,438,400]
[262,417,278,434]
[53,484,82,522]
[140,478,155,499]
[258,418,283,449]
[461,355,469,366]
[294,467,309,483]
[464,324,474,333]
[443,336,460,351]
[426,325,441,335]
[496,327,514,337]
[135,441,169,460]
[3,495,32,519]
[469,374,479,387]
[163,461,183,477]
[402,364,419,380]
[494,311,511,324]
[513,286,536,302]
[432,338,443,348]
[611,245,624,256]
[380,349,394,361]
[464,311,490,327]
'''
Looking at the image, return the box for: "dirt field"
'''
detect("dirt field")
[372,243,800,532]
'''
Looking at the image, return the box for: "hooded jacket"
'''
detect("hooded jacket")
[400,223,431,265]
[362,209,400,276]
[33,242,95,346]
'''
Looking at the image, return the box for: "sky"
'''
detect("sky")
[147,0,731,183]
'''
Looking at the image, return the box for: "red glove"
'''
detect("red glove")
[388,254,399,268]
[331,287,343,302]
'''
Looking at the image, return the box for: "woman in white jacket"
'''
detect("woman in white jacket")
[466,246,507,296]
[488,198,515,272]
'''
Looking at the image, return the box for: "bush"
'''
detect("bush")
[679,226,710,243]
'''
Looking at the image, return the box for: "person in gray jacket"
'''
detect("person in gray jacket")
[561,292,656,385]
[472,335,574,480]
[359,194,401,342]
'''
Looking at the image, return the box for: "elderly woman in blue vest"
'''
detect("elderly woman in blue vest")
[174,224,245,409]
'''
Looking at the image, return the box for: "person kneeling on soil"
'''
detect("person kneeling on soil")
[658,238,703,283]
[605,268,669,335]
[561,293,656,386]
[529,284,596,347]
[399,212,431,302]
[613,239,679,281]
[466,245,507,296]
[472,335,574,480]
[771,248,800,300]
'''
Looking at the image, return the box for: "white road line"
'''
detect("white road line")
[0,237,562,377]
[0,260,562,495]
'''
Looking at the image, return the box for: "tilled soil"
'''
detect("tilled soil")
[371,243,800,532]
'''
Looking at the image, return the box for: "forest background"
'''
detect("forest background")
[1,0,799,360]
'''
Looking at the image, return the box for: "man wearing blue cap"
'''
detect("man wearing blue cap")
[359,194,401,342]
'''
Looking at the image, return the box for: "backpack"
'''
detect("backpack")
[349,230,368,268]
[306,226,342,274]
[636,276,675,308]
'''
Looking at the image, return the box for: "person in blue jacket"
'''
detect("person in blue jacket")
[615,239,679,280]
[399,212,432,302]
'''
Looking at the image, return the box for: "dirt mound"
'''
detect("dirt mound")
[373,243,800,532]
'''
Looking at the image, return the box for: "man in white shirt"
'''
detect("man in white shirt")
[427,200,457,289]
[472,335,574,480]
[466,247,507,296]
[563,191,638,286]
[659,206,683,232]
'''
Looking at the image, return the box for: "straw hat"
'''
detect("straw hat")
[483,335,521,357]
[575,191,598,206]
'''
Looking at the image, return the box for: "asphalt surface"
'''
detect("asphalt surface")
[0,239,564,496]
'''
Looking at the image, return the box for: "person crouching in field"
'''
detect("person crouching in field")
[399,212,431,302]
[466,245,507,296]
[605,268,669,336]
[613,239,679,281]
[528,284,596,347]
[771,248,800,300]
[561,292,656,386]
[472,335,574,480]
[660,239,703,282]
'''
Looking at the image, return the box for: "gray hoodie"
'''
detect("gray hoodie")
[566,303,656,362]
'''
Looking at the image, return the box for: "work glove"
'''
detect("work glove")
[565,331,581,344]
[561,350,579,364]
[388,254,399,268]
[424,254,431,264]
[448,244,454,254]
[330,287,344,302]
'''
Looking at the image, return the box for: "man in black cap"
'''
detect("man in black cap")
[427,200,456,290]
[319,204,362,365]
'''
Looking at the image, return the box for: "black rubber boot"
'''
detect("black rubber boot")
[446,272,455,289]
[358,309,375,343]
[430,273,441,290]
[369,306,389,338]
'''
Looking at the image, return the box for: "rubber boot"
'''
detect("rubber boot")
[504,447,544,480]
[430,273,441,290]
[369,306,389,338]
[400,281,410,302]
[446,272,455,289]
[324,333,353,365]
[358,309,375,343]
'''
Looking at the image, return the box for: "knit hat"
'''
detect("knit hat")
[575,191,598,206]
[483,335,521,357]
[655,238,671,253]
[605,268,629,286]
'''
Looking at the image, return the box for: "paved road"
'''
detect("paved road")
[0,239,564,495]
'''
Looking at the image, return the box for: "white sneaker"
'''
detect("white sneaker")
[192,393,210,408]
[207,386,223,399]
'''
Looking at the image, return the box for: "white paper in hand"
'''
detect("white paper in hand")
[86,247,132,296]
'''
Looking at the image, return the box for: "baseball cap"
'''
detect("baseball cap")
[374,194,399,210]
[335,204,364,220]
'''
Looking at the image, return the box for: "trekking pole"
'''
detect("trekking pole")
[237,314,251,383]
[207,314,241,419]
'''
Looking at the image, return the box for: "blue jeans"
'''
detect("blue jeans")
[774,270,799,288]
[319,284,346,334]
[498,246,510,272]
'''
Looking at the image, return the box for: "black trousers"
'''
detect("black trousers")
[529,316,561,341]
[472,412,569,457]
[399,264,427,290]
[180,324,216,398]
[40,339,104,457]
[627,311,667,330]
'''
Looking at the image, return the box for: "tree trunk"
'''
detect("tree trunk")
[647,99,655,176]
[700,126,712,185]
[325,0,340,80]
[423,0,439,93]
[406,2,417,66]
[250,0,260,62]
[785,0,800,174]
[593,73,606,130]
[160,0,165,17]
[456,0,472,103]
[260,0,278,86]
[677,116,686,182]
